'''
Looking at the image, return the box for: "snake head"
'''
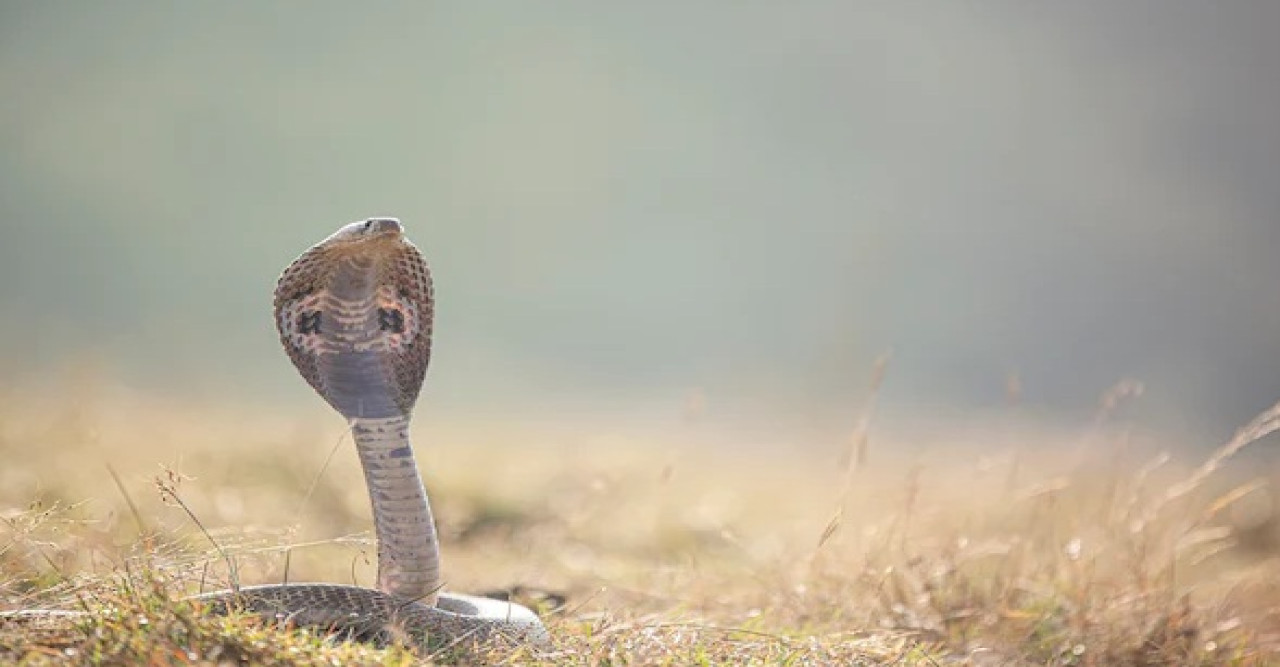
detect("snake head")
[321,217,405,247]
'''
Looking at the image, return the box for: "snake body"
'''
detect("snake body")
[4,219,548,650]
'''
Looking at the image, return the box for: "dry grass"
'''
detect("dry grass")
[2,372,1279,665]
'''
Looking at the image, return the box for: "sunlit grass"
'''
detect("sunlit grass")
[2,371,1279,665]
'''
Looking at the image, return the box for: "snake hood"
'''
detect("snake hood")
[273,217,435,419]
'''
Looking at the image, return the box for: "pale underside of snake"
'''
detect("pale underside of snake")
[2,219,548,651]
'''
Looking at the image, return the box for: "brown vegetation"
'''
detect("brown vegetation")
[1,373,1278,665]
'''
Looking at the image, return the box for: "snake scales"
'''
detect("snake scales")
[2,219,549,651]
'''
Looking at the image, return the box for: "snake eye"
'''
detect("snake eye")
[362,220,374,232]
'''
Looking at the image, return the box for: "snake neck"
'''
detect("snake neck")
[351,415,442,604]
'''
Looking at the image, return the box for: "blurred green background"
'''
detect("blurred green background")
[2,2,1278,443]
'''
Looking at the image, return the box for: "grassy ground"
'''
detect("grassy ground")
[2,375,1279,665]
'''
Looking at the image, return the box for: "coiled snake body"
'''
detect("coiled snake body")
[4,219,548,650]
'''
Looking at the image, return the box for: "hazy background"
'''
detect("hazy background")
[2,2,1278,449]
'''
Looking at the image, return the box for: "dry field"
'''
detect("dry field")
[2,371,1279,665]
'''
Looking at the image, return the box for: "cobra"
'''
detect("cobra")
[3,219,549,651]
